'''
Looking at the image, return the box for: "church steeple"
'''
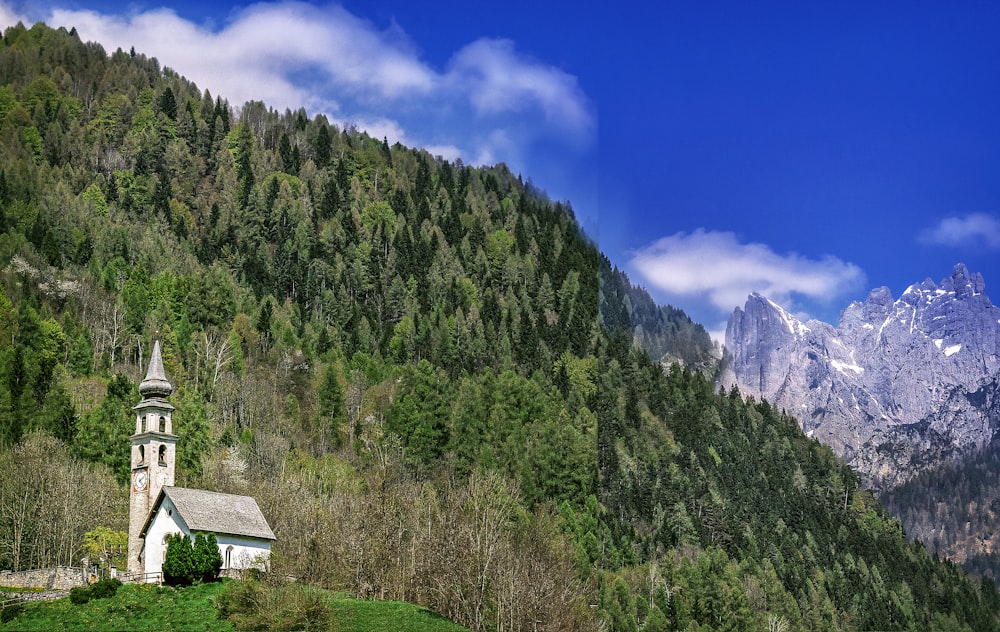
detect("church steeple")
[139,339,173,399]
[128,337,178,576]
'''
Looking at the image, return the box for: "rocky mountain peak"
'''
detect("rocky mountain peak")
[720,264,1000,488]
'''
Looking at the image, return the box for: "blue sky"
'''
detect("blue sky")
[4,1,1000,341]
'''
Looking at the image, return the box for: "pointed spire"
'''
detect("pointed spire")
[139,339,173,398]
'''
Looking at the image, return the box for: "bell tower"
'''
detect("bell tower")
[127,339,177,576]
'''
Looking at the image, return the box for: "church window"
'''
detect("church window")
[225,546,234,569]
[138,445,145,463]
[139,415,145,432]
[159,416,166,432]
[159,445,167,465]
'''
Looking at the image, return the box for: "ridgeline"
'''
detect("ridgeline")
[0,22,997,631]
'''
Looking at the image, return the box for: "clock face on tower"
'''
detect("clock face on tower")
[133,469,148,492]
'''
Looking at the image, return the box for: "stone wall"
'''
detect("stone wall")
[0,566,88,590]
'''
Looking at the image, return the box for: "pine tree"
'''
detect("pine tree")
[193,533,223,582]
[163,533,196,586]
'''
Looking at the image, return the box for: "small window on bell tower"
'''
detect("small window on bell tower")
[159,416,166,432]
[158,445,167,465]
[138,445,145,463]
[140,415,145,433]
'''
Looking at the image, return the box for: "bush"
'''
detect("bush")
[69,585,91,605]
[1,603,25,623]
[164,532,223,586]
[217,580,333,632]
[163,533,196,586]
[89,577,122,599]
[69,577,122,605]
[194,533,223,583]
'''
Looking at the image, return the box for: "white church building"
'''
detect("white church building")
[127,340,275,581]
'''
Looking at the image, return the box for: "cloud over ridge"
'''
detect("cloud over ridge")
[4,1,592,168]
[630,229,866,316]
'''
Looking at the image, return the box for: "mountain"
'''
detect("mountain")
[4,22,1000,631]
[720,263,1000,489]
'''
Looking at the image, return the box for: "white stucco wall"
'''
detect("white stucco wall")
[143,496,187,577]
[142,497,272,580]
[216,534,272,571]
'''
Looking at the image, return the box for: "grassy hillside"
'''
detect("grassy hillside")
[1,580,469,631]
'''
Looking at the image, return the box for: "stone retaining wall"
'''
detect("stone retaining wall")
[0,566,88,590]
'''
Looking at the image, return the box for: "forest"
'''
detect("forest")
[883,434,1000,580]
[0,21,998,631]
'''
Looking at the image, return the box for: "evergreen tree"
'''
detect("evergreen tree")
[162,533,196,586]
[193,533,223,583]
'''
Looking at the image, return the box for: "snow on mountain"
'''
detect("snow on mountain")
[719,263,1000,488]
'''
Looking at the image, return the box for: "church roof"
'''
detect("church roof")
[139,339,173,398]
[141,487,275,541]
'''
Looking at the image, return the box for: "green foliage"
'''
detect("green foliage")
[218,580,333,632]
[597,330,1000,630]
[162,533,196,587]
[194,533,223,584]
[172,387,212,480]
[72,374,135,483]
[68,578,121,605]
[1,22,996,632]
[0,603,24,624]
[163,533,222,586]
[82,526,127,569]
[0,582,234,631]
[1,580,473,632]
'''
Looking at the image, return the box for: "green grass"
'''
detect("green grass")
[0,580,468,632]
[331,598,467,632]
[1,581,232,631]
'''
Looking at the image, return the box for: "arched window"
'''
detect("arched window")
[158,445,167,465]
[225,546,234,569]
[138,445,145,463]
[159,416,166,432]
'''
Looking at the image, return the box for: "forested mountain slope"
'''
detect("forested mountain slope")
[599,262,718,372]
[883,436,1000,580]
[0,22,599,631]
[1,22,998,632]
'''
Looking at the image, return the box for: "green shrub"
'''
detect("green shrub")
[89,577,122,599]
[163,533,196,586]
[217,580,333,632]
[194,533,223,583]
[69,577,122,605]
[69,585,92,605]
[1,603,25,623]
[163,533,224,586]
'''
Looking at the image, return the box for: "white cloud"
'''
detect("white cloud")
[2,1,592,167]
[918,213,1000,248]
[46,3,434,111]
[423,145,463,163]
[0,3,25,27]
[630,229,866,315]
[447,38,593,132]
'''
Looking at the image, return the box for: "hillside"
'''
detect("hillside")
[882,436,1000,579]
[1,21,998,632]
[720,266,1000,582]
[1,580,470,631]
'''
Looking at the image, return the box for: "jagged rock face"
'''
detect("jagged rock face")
[719,264,1000,489]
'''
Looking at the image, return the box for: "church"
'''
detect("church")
[127,340,275,581]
